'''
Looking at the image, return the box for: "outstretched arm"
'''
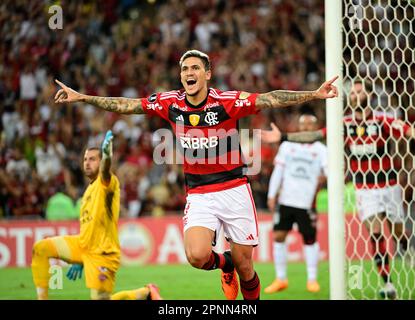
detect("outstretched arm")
[54,80,144,114]
[285,130,325,143]
[260,122,325,144]
[100,130,114,184]
[255,76,339,110]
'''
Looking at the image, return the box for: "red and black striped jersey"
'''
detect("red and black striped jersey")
[142,88,259,193]
[324,112,410,189]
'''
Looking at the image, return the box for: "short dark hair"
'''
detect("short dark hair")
[299,105,317,117]
[179,50,211,71]
[84,147,102,159]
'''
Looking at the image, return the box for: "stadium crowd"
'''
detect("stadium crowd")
[0,0,413,219]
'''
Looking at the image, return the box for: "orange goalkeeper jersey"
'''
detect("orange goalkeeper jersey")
[79,174,121,257]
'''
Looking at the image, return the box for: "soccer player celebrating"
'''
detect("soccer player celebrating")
[31,131,161,300]
[54,49,338,300]
[264,113,327,294]
[261,80,415,299]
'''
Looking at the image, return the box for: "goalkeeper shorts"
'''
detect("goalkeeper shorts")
[50,235,120,293]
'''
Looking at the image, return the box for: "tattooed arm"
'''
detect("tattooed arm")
[286,130,325,143]
[256,90,317,110]
[255,76,339,110]
[81,95,144,114]
[54,79,144,114]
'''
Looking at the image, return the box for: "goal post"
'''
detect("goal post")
[325,0,346,300]
[326,0,415,300]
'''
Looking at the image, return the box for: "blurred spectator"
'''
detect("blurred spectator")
[46,187,79,221]
[147,181,170,217]
[35,133,65,183]
[5,148,31,181]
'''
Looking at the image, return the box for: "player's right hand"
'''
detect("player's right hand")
[54,79,83,104]
[260,123,281,143]
[66,264,83,281]
[315,76,339,99]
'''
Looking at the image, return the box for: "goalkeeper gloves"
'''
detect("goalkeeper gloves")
[66,264,83,281]
[101,130,113,159]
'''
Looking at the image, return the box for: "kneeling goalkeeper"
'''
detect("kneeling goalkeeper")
[31,131,161,300]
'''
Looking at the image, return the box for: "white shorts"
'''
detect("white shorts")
[355,185,405,223]
[183,184,259,246]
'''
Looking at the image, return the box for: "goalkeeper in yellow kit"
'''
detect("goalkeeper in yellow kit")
[31,131,161,300]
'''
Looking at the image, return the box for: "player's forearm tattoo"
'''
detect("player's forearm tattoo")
[256,90,317,110]
[82,96,144,114]
[287,130,324,143]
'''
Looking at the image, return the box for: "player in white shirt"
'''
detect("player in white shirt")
[264,113,327,294]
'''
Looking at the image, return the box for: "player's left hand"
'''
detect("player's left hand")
[315,76,339,99]
[66,264,83,281]
[102,130,113,159]
[260,123,281,143]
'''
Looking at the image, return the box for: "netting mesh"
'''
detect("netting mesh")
[342,0,415,299]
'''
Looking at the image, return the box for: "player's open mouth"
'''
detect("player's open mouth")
[186,79,197,87]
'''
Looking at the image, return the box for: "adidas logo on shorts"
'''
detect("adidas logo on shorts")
[246,234,255,241]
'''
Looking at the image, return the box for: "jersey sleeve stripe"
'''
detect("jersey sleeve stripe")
[209,92,237,99]
[209,88,237,98]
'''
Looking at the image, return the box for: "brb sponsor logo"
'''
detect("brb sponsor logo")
[119,222,154,265]
[179,135,218,149]
[152,127,262,175]
[349,143,376,156]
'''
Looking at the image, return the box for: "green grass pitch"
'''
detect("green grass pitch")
[0,261,413,299]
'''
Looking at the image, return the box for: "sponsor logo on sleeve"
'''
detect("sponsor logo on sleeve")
[235,99,251,107]
[147,93,157,103]
[147,102,162,111]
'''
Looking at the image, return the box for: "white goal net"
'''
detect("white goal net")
[342,0,415,299]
